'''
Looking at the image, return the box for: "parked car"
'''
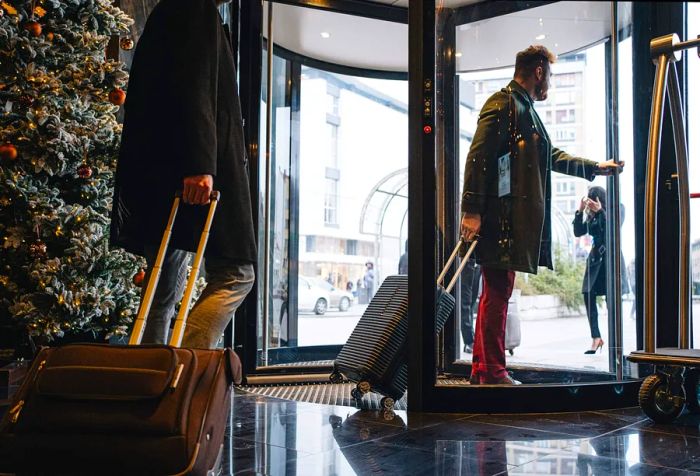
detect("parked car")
[298,276,331,315]
[312,278,354,312]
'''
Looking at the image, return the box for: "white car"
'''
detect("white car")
[298,276,331,315]
[312,278,354,312]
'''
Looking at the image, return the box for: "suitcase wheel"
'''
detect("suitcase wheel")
[380,396,395,411]
[358,381,371,395]
[329,371,344,384]
[351,387,363,401]
[329,415,343,429]
[508,349,514,356]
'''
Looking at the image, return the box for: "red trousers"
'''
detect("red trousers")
[470,266,515,383]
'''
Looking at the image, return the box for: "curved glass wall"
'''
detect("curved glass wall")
[256,2,408,369]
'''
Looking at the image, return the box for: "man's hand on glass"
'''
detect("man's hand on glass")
[596,160,625,176]
[183,174,213,205]
[461,213,481,242]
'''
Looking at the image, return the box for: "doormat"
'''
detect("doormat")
[238,382,407,411]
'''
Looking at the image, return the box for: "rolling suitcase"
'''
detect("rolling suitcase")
[505,294,522,355]
[330,239,477,411]
[0,192,242,476]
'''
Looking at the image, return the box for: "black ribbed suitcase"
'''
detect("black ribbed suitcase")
[330,239,477,410]
[330,275,409,410]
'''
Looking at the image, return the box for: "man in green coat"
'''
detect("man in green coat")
[460,45,623,385]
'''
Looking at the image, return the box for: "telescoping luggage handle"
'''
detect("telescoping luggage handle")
[436,237,479,294]
[129,191,221,347]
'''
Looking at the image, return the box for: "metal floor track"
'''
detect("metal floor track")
[238,382,408,410]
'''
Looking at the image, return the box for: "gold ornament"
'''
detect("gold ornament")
[0,196,11,207]
[119,37,134,50]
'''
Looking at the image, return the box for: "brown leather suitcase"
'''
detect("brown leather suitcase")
[0,193,242,475]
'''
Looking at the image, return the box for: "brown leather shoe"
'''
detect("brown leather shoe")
[469,375,480,385]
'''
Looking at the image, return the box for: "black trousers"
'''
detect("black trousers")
[583,291,601,338]
[460,261,481,347]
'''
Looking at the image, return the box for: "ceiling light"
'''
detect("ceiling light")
[455,52,463,58]
[536,34,546,40]
[320,32,331,39]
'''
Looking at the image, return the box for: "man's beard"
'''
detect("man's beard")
[534,81,548,101]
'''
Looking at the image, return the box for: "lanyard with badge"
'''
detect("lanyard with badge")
[497,89,521,262]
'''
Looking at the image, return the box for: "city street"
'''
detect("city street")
[298,300,700,373]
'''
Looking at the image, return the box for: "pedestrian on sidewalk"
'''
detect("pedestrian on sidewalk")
[573,187,629,354]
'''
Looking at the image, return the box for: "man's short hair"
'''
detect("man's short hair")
[514,45,556,78]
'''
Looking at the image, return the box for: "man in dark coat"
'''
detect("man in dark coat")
[110,0,256,348]
[460,45,623,384]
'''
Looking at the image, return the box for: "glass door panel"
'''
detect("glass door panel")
[451,1,632,380]
[256,1,408,369]
[296,68,408,347]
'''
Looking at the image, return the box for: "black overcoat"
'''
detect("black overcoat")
[461,81,598,274]
[110,0,256,263]
[572,210,630,295]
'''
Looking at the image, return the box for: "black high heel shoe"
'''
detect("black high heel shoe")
[584,338,604,354]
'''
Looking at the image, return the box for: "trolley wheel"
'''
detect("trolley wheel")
[382,409,396,421]
[350,388,363,401]
[508,349,514,356]
[329,371,343,384]
[639,373,686,423]
[684,369,700,414]
[380,397,395,411]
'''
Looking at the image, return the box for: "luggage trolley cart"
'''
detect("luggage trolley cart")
[627,33,700,423]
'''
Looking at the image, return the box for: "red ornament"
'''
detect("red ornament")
[108,88,126,106]
[45,31,54,41]
[77,163,93,179]
[0,143,17,161]
[19,94,34,107]
[24,21,42,37]
[133,269,146,286]
[29,239,47,259]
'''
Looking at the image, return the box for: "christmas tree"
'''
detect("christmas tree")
[0,0,145,343]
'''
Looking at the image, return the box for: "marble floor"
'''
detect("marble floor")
[225,388,700,475]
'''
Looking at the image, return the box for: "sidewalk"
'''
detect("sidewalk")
[298,301,700,374]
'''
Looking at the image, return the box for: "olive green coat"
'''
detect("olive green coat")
[461,81,598,274]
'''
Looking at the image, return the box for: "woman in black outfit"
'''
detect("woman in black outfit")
[572,186,628,354]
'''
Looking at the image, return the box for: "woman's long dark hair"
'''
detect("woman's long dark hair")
[587,186,606,210]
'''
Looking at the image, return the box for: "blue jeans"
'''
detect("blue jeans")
[140,246,254,349]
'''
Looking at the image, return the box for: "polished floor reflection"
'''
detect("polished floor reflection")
[226,388,700,475]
